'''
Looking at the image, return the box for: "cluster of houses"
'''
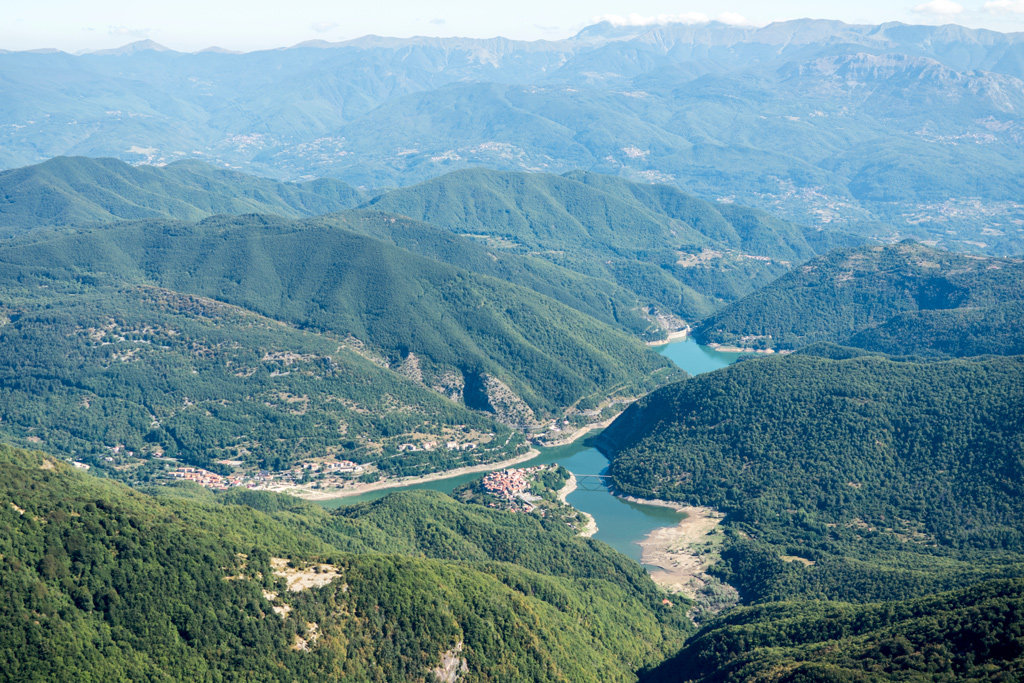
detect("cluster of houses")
[298,460,363,473]
[481,466,551,514]
[169,459,367,491]
[170,467,238,490]
[397,441,477,452]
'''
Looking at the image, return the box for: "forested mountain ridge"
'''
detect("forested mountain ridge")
[692,241,1024,353]
[365,168,865,321]
[641,578,1024,682]
[0,212,680,480]
[311,210,663,339]
[0,157,866,332]
[0,272,523,476]
[0,156,363,232]
[0,442,691,681]
[601,349,1024,603]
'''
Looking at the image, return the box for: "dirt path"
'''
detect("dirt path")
[638,506,725,597]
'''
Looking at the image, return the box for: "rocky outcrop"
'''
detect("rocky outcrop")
[396,351,424,383]
[431,370,466,402]
[433,641,468,683]
[479,374,535,428]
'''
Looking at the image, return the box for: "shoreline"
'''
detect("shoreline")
[646,328,691,347]
[556,473,599,537]
[557,472,577,504]
[538,415,619,448]
[578,512,598,538]
[616,494,688,512]
[705,343,792,354]
[264,448,541,502]
[638,505,726,596]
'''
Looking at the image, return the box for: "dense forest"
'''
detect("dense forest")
[692,241,1024,352]
[315,211,663,340]
[366,168,866,321]
[601,348,1024,603]
[0,270,523,476]
[0,443,691,682]
[641,578,1024,682]
[597,347,1024,680]
[0,214,677,420]
[1,157,1022,680]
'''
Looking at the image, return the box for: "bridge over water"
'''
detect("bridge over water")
[574,473,612,491]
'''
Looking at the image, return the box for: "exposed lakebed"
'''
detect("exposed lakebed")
[321,338,747,564]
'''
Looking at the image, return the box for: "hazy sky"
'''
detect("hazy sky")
[2,0,1021,53]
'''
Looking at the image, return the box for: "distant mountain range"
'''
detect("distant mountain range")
[1,20,1022,251]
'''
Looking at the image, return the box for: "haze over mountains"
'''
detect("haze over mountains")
[2,19,1023,252]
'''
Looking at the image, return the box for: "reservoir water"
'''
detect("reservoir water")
[320,338,747,563]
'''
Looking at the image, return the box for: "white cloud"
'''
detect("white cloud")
[429,18,446,25]
[716,12,760,26]
[911,0,964,15]
[108,26,149,39]
[983,0,1024,12]
[311,21,339,33]
[592,13,711,27]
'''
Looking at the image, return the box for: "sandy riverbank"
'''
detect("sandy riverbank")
[262,448,541,502]
[638,505,726,597]
[556,473,599,537]
[557,472,577,504]
[578,512,598,537]
[705,343,792,354]
[617,494,687,511]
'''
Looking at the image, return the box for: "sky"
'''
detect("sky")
[1,0,1021,53]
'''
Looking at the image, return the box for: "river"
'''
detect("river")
[320,338,747,563]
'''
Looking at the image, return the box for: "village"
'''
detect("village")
[477,464,573,516]
[168,459,366,491]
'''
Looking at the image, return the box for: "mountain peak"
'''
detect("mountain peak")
[88,40,172,56]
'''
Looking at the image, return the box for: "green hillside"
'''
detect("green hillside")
[642,579,1024,683]
[0,215,678,428]
[601,350,1024,603]
[0,269,522,477]
[365,168,855,321]
[0,443,691,682]
[845,301,1024,358]
[692,241,1024,351]
[317,211,662,339]
[0,156,363,231]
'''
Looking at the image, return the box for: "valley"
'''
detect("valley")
[1,152,1022,682]
[2,14,1024,682]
